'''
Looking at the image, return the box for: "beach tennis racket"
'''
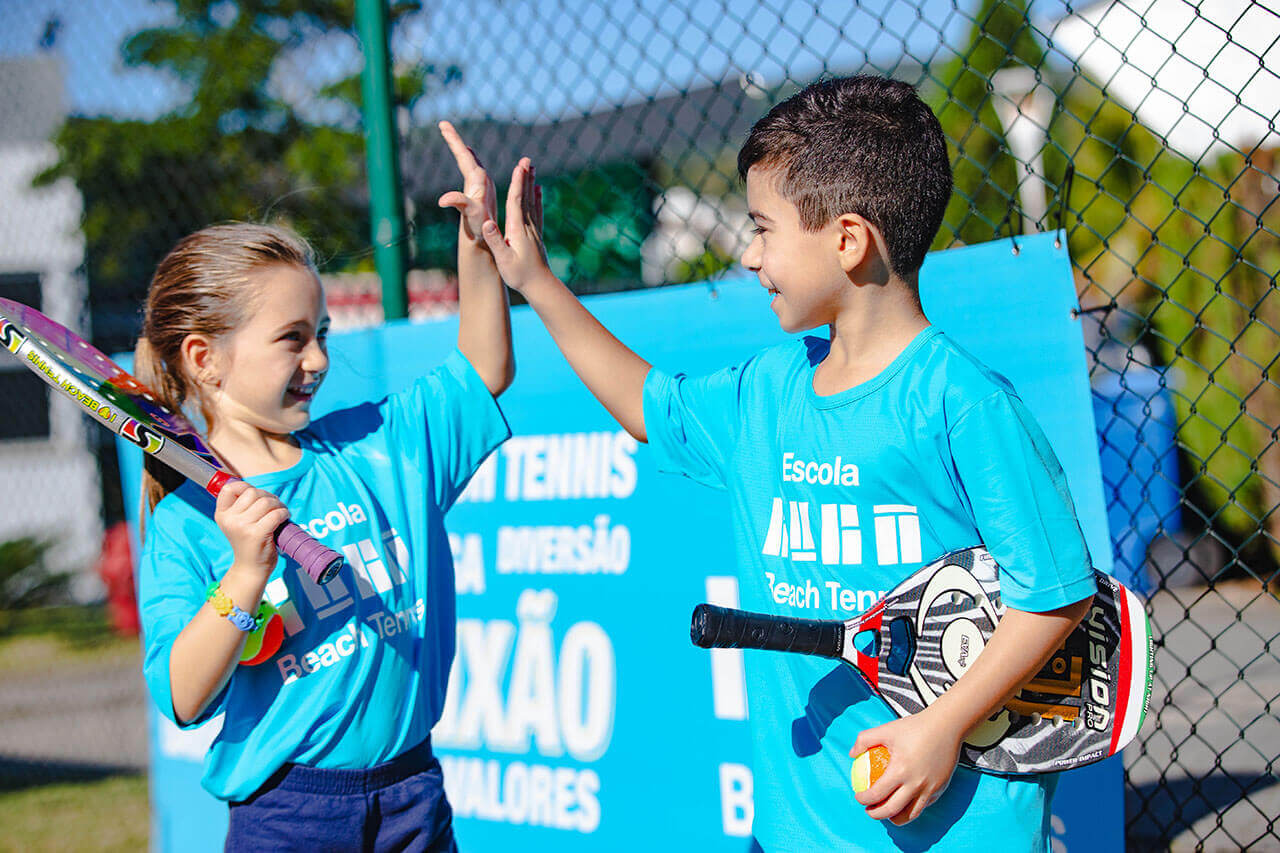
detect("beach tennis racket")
[0,297,344,584]
[691,545,1153,774]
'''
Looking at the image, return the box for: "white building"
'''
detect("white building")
[1051,0,1280,162]
[0,55,103,587]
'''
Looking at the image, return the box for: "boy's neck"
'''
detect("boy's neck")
[814,275,930,396]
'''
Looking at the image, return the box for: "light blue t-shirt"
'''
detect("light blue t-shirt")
[138,349,510,802]
[643,328,1096,853]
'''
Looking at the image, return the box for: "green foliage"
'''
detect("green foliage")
[0,538,67,630]
[37,0,459,350]
[415,161,653,291]
[931,0,1046,247]
[926,0,1280,567]
[1031,65,1280,567]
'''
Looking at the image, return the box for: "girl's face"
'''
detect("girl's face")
[205,264,330,440]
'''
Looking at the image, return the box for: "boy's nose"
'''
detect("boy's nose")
[741,236,762,271]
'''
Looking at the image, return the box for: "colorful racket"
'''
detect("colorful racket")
[0,297,344,584]
[691,545,1153,775]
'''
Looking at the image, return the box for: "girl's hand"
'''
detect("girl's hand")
[850,706,965,825]
[214,480,291,574]
[480,157,552,295]
[437,120,499,244]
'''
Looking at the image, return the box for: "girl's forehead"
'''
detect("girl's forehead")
[243,264,326,321]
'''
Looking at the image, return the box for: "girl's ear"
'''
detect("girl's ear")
[179,333,221,390]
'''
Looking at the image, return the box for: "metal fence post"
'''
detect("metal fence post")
[355,0,408,321]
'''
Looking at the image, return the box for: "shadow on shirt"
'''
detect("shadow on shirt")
[790,663,981,848]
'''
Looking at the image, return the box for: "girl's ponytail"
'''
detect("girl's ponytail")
[133,335,189,518]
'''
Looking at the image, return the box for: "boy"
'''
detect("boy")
[476,75,1097,851]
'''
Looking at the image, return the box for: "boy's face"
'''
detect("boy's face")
[741,165,849,333]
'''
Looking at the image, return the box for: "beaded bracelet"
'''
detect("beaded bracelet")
[205,581,262,633]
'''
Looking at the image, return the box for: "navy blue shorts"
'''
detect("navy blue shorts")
[225,738,456,852]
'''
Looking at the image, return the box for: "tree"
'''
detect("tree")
[38,0,459,353]
[931,0,1047,248]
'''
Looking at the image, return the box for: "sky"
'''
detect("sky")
[0,0,1081,126]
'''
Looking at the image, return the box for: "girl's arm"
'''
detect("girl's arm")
[438,121,514,397]
[479,163,651,441]
[167,481,289,723]
[850,595,1094,825]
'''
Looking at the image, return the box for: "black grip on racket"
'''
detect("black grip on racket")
[690,604,845,660]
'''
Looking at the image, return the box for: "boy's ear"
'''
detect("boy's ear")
[835,214,876,274]
[836,214,891,279]
[179,333,222,390]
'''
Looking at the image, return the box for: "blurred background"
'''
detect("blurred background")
[0,0,1275,849]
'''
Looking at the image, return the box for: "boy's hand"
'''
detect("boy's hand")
[480,157,552,294]
[850,706,965,825]
[214,480,290,575]
[437,120,498,244]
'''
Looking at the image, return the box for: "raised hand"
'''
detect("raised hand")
[437,120,499,244]
[480,157,552,295]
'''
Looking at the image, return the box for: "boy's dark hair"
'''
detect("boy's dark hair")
[738,75,953,277]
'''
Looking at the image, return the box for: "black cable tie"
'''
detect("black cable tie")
[1056,163,1076,249]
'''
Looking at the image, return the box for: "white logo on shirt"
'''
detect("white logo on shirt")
[780,452,859,486]
[301,501,368,538]
[264,526,411,634]
[761,499,921,569]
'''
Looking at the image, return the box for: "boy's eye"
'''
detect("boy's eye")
[751,225,766,235]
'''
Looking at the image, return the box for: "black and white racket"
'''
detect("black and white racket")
[691,545,1153,774]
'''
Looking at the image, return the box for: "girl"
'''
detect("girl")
[136,123,525,851]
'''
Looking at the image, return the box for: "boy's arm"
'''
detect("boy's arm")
[480,163,651,441]
[438,121,514,397]
[851,595,1094,825]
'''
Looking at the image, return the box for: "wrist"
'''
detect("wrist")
[220,564,270,600]
[519,268,565,302]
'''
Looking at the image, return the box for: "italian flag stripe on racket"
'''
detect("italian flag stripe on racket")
[1110,582,1153,755]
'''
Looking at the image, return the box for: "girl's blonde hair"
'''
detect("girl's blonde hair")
[135,223,316,515]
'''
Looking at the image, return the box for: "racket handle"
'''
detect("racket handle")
[275,522,345,585]
[690,604,844,659]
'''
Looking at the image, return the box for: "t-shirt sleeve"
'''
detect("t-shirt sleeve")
[948,391,1098,612]
[137,511,226,729]
[389,348,511,512]
[642,362,746,489]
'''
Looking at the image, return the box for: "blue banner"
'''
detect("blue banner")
[121,233,1123,852]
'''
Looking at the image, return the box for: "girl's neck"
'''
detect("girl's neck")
[207,424,303,478]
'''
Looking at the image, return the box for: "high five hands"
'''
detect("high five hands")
[437,120,499,244]
[434,121,551,294]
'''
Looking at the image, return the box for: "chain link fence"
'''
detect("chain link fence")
[0,0,1276,847]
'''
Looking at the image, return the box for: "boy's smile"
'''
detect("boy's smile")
[741,166,849,333]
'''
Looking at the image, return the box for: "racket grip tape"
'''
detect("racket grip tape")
[274,522,345,585]
[690,604,844,659]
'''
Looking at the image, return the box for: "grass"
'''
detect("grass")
[0,606,140,675]
[0,774,149,852]
[0,606,149,851]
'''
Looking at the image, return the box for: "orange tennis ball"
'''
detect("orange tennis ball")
[851,746,890,794]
